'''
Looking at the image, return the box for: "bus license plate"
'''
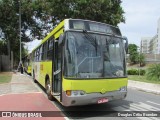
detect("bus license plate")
[98,98,108,104]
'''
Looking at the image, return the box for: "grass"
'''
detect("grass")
[0,72,12,84]
[127,63,160,84]
[128,75,160,84]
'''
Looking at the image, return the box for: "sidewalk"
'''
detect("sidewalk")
[0,73,65,120]
[128,80,160,95]
[0,73,38,95]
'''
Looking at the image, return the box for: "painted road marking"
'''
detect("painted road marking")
[112,103,160,120]
[130,103,153,111]
[121,105,142,111]
[139,102,160,111]
[150,118,160,120]
[122,105,160,120]
[112,106,131,111]
[147,101,160,106]
[112,102,160,111]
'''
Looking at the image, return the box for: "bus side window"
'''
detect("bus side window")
[42,42,47,60]
[37,48,40,61]
[34,51,36,61]
[42,44,45,60]
[39,45,42,61]
[47,38,53,60]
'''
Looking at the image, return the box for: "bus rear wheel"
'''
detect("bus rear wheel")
[46,80,54,101]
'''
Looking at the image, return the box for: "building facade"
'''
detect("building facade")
[141,18,160,54]
[158,18,160,50]
[141,37,152,53]
[149,35,159,54]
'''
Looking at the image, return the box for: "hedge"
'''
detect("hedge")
[127,69,146,75]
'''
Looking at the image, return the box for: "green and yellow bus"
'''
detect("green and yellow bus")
[31,19,128,106]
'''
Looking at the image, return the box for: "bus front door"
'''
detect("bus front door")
[53,41,62,97]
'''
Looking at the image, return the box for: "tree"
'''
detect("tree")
[138,53,145,66]
[47,0,125,26]
[128,44,139,64]
[0,0,45,61]
[146,64,160,81]
[0,0,125,62]
[0,40,7,55]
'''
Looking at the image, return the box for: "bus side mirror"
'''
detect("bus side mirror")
[123,36,128,54]
[59,34,65,46]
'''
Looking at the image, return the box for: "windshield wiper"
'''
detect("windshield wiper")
[82,30,98,55]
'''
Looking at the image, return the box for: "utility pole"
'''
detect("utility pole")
[19,0,21,63]
[139,47,140,77]
[17,0,23,73]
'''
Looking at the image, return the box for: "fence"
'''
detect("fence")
[144,53,160,63]
[0,56,1,72]
[0,55,10,72]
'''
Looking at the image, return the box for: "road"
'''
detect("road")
[29,74,160,120]
[50,88,160,120]
[2,73,159,120]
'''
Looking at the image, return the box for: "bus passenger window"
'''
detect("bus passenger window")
[47,39,53,60]
[42,42,47,60]
[39,46,42,61]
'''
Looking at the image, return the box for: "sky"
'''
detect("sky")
[25,39,41,53]
[26,0,160,52]
[119,0,160,47]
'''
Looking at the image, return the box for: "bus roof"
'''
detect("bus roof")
[32,19,67,52]
[31,19,121,52]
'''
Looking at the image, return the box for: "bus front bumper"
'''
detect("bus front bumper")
[62,90,127,106]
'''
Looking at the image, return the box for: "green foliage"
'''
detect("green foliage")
[138,53,145,66]
[128,44,139,64]
[0,40,7,55]
[128,44,145,66]
[146,64,160,81]
[0,0,125,62]
[39,0,125,26]
[128,75,160,84]
[127,69,145,75]
[0,73,12,84]
[0,0,125,42]
[60,0,124,25]
[127,69,138,75]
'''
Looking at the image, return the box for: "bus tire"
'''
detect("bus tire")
[45,80,54,101]
[28,73,32,76]
[33,71,37,83]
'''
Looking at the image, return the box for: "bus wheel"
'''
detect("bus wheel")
[28,73,32,76]
[33,72,37,83]
[46,80,53,101]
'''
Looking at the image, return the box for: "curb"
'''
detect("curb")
[128,80,160,95]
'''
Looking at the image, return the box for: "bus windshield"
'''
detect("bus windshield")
[64,31,126,78]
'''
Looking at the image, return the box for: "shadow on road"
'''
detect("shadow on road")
[55,97,134,119]
[35,81,134,119]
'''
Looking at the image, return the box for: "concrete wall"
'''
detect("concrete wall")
[0,56,1,72]
[144,53,160,63]
[0,55,10,72]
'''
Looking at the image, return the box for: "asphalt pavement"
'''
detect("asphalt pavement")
[57,88,160,120]
[0,72,160,120]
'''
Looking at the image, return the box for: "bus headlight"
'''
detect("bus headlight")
[66,90,86,96]
[119,86,127,92]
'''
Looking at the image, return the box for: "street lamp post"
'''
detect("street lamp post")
[17,0,23,74]
[138,47,141,77]
[139,49,140,77]
[154,50,157,63]
[19,0,21,63]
